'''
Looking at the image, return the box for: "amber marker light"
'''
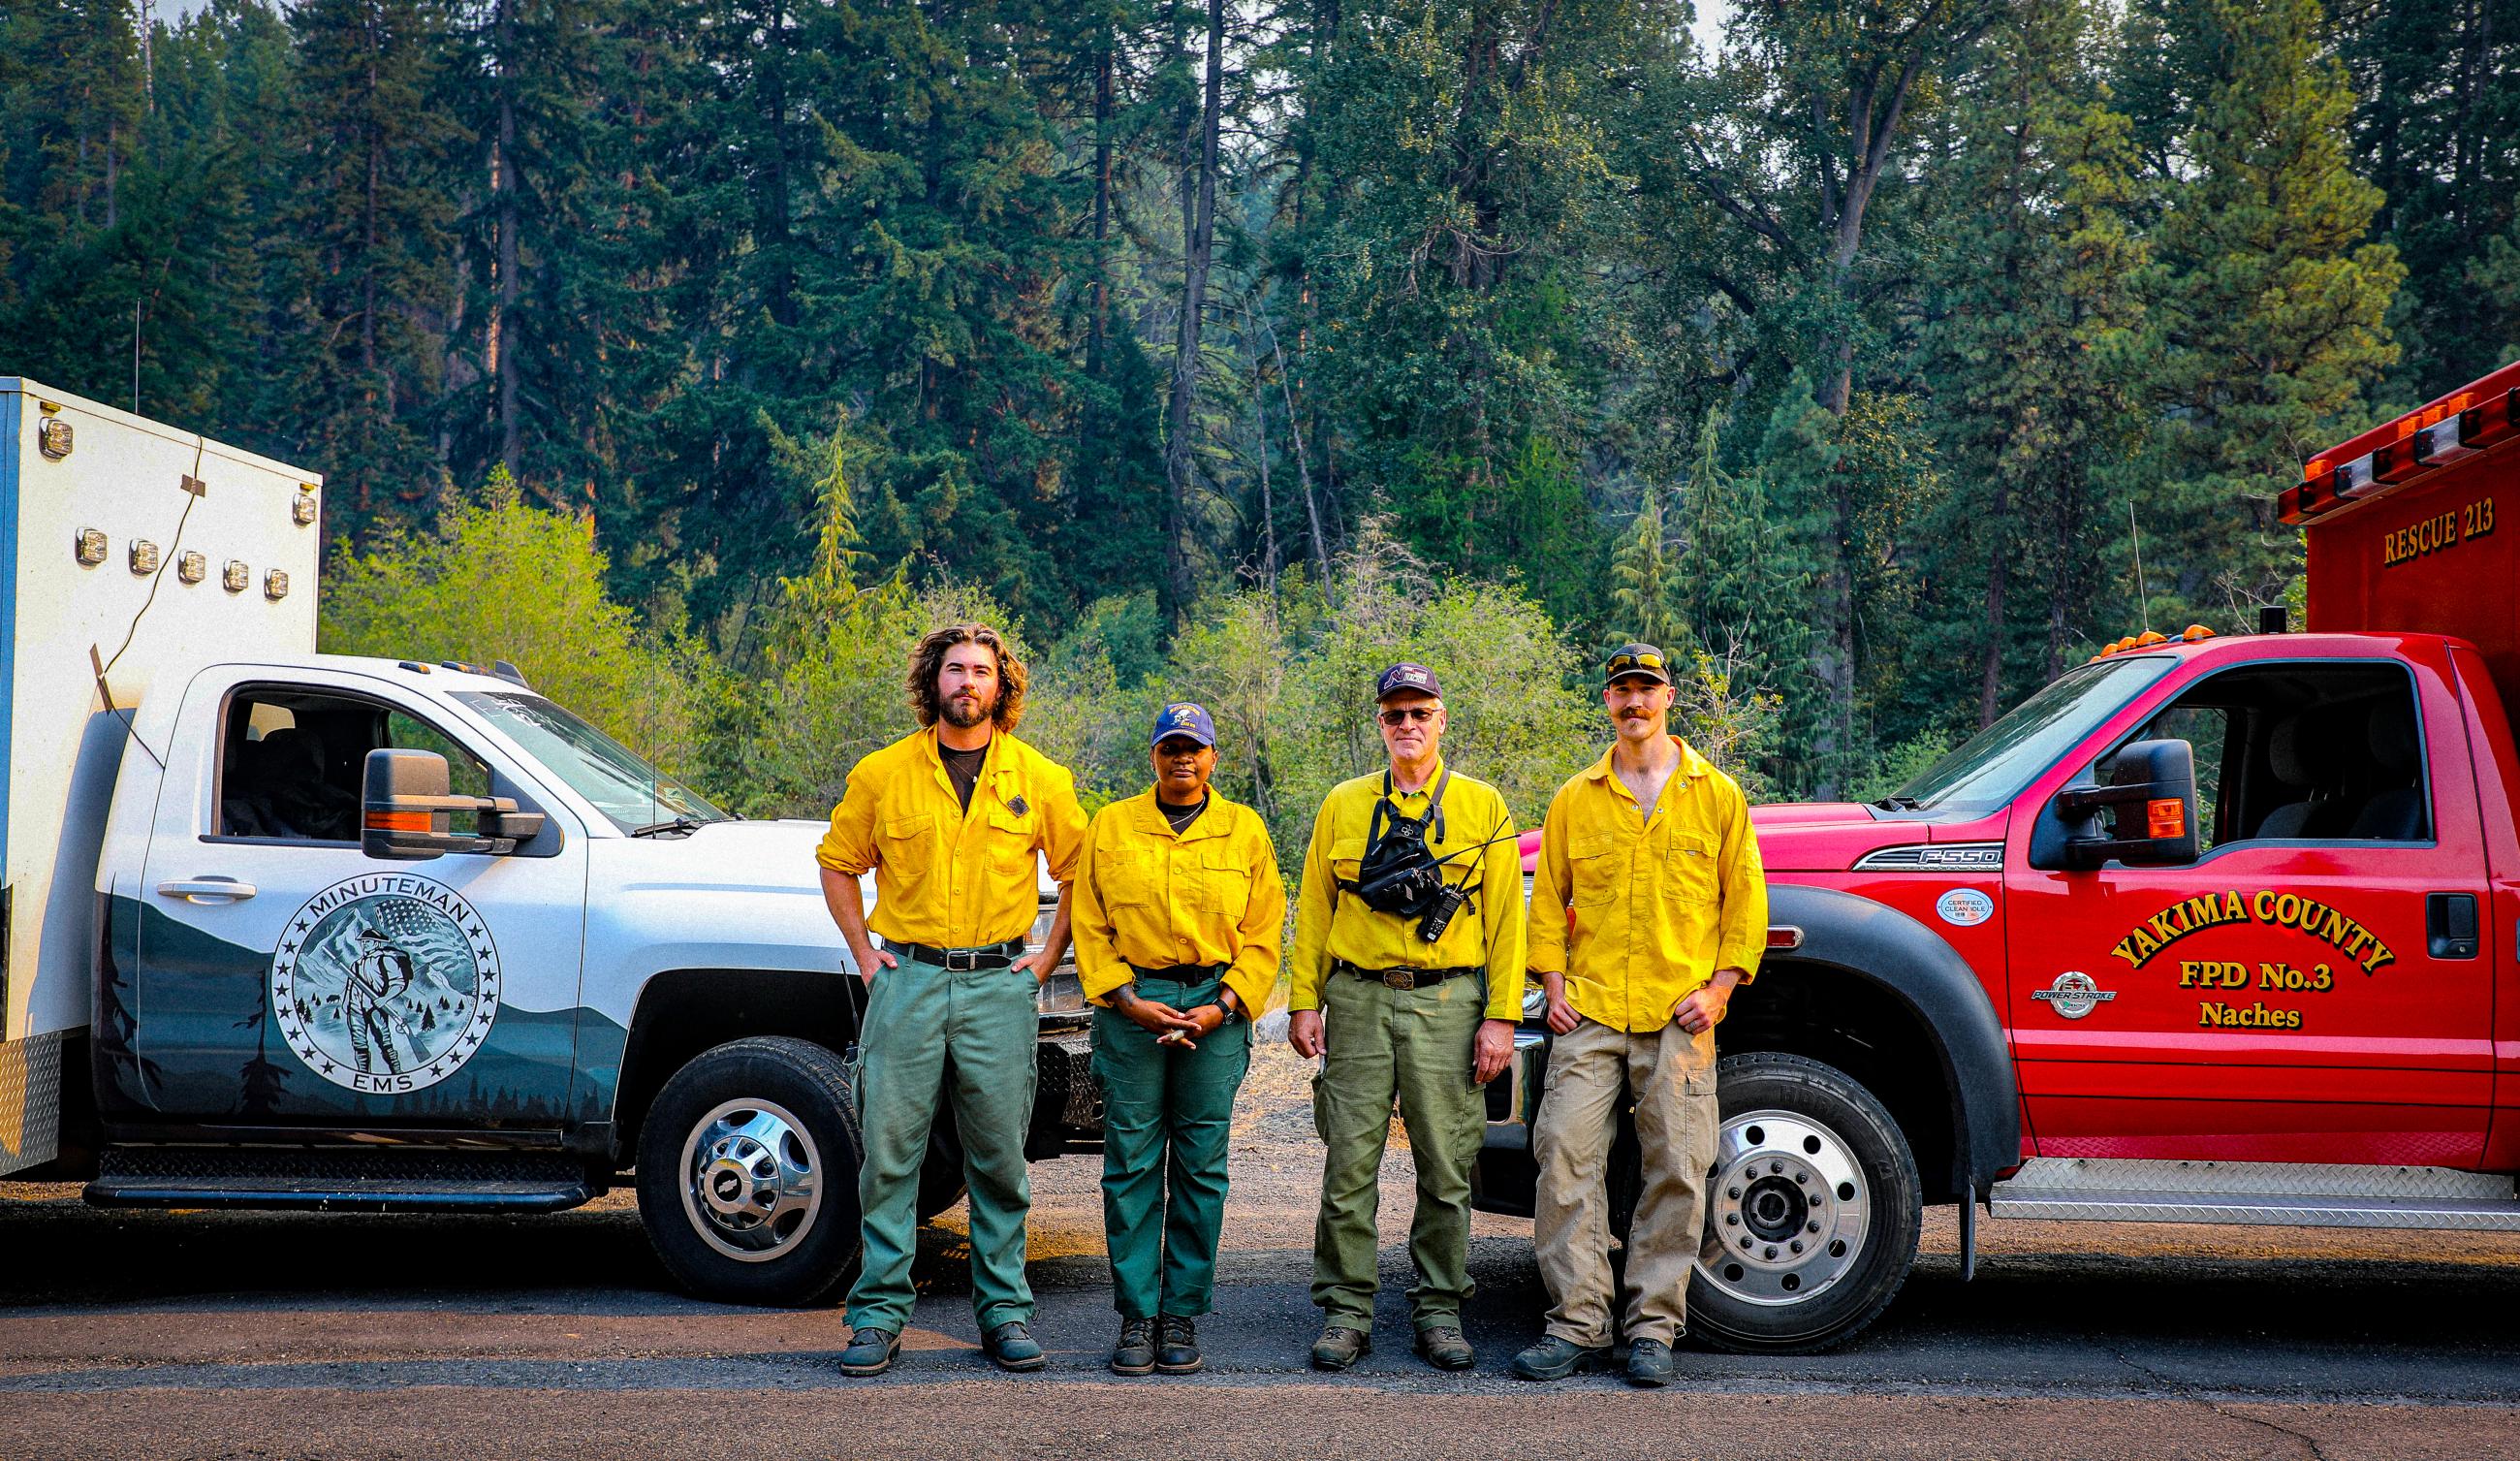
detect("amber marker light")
[2147,799,2186,840]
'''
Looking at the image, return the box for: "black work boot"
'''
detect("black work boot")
[1110,1317,1156,1376]
[1626,1337,1675,1387]
[1413,1324,1475,1372]
[983,1319,1048,1373]
[837,1326,900,1377]
[1309,1324,1371,1371]
[1511,1334,1612,1381]
[1155,1316,1203,1374]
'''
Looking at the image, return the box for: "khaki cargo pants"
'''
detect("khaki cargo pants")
[1532,1015,1719,1348]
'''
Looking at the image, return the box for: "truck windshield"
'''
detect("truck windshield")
[452,690,728,833]
[1891,655,2176,814]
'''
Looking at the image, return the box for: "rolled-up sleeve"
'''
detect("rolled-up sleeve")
[815,761,881,875]
[1477,789,1527,1021]
[1712,785,1769,982]
[1226,817,1286,1019]
[1039,763,1088,884]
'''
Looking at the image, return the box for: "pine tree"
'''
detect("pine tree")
[2139,0,2404,624]
[1608,483,1684,651]
[1918,0,2150,724]
[268,0,468,542]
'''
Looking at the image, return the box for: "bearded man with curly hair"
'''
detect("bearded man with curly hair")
[816,622,1087,1376]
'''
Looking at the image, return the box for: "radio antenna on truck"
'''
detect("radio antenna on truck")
[2126,498,2151,634]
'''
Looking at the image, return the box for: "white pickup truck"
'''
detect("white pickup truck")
[0,379,1099,1305]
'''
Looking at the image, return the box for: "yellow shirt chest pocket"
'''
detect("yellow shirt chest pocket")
[880,810,940,878]
[1191,846,1254,918]
[983,802,1039,873]
[1663,830,1721,905]
[1567,829,1623,907]
[1101,846,1164,907]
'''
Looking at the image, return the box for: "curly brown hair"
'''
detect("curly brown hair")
[907,622,1027,732]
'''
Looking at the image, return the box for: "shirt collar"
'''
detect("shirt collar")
[1131,785,1233,841]
[1382,754,1447,802]
[1583,737,1710,801]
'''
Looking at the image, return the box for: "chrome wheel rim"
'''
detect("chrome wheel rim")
[1695,1107,1870,1306]
[679,1096,822,1263]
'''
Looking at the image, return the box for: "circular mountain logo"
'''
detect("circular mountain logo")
[270,874,502,1095]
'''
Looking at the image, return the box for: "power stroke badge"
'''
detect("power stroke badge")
[271,874,503,1094]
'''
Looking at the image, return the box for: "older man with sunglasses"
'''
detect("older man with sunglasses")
[1287,663,1525,1373]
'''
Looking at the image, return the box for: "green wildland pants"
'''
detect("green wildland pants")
[846,951,1040,1334]
[1092,968,1252,1319]
[1309,968,1489,1332]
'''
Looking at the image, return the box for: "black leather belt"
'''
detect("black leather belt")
[1128,962,1228,982]
[883,937,1027,970]
[1333,960,1479,991]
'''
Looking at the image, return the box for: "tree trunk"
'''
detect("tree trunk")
[491,0,521,482]
[1087,36,1114,380]
[1162,0,1225,618]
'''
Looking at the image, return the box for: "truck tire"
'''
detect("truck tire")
[637,1036,863,1307]
[1684,1052,1921,1353]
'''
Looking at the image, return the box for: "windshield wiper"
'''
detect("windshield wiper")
[628,815,703,838]
[1872,795,1922,810]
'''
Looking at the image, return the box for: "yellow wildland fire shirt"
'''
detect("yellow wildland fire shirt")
[1070,790,1285,1019]
[1528,738,1768,1033]
[1289,759,1526,1022]
[815,727,1087,951]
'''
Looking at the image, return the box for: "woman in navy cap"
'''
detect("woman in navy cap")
[1069,701,1284,1375]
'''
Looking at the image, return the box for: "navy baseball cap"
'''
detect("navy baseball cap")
[1150,702,1217,747]
[1604,642,1672,685]
[1374,662,1441,701]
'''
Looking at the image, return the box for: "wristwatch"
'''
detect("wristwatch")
[1215,990,1244,1026]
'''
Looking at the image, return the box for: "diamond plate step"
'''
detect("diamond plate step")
[1988,1158,2520,1231]
[85,1147,597,1215]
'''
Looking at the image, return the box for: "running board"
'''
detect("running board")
[85,1147,597,1215]
[1988,1158,2520,1231]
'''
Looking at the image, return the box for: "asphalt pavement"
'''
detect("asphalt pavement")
[1,1044,2513,1459]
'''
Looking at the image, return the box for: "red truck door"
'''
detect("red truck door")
[2003,645,2496,1165]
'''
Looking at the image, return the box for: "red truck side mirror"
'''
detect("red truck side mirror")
[361,747,546,860]
[2055,738,2201,871]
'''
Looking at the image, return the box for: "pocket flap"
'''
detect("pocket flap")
[1568,830,1620,860]
[882,811,934,841]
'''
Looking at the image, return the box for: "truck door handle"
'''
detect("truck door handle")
[2426,892,2477,959]
[158,877,258,904]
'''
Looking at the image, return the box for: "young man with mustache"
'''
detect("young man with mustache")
[1512,643,1769,1387]
[816,623,1087,1377]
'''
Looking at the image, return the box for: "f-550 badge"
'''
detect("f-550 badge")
[270,874,503,1095]
[2032,970,2117,1020]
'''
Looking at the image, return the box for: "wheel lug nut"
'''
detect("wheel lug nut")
[1768,1160,1781,1175]
[1763,1246,1778,1259]
[1727,1187,1741,1199]
[1806,1221,1820,1233]
[1795,1172,1808,1185]
[1725,1214,1739,1225]
[1790,1240,1804,1254]
[1739,1237,1750,1251]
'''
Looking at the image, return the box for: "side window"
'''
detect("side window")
[2138,706,2232,853]
[218,692,494,842]
[2100,662,2430,851]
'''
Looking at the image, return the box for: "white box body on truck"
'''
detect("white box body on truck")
[0,380,1100,1307]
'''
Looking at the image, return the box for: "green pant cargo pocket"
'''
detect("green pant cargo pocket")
[1310,1066,1330,1143]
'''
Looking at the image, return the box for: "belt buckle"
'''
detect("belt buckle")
[947,947,979,971]
[1382,969,1417,992]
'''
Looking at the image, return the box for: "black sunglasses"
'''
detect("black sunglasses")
[1377,706,1437,725]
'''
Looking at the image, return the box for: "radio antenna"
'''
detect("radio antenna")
[2127,499,2151,634]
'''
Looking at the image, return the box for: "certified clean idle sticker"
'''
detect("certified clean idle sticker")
[1935,888,1994,927]
[271,873,502,1094]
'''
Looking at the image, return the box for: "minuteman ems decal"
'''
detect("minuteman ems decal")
[271,874,504,1095]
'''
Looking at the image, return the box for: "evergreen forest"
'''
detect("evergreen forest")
[3,0,2500,850]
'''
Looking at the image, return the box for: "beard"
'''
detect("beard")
[942,688,994,729]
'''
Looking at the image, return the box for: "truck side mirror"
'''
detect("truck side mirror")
[2055,738,2200,872]
[362,748,541,859]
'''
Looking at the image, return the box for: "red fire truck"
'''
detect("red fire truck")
[1476,362,2520,1352]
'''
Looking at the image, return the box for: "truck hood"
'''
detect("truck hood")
[1748,802,1992,873]
[597,817,1063,901]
